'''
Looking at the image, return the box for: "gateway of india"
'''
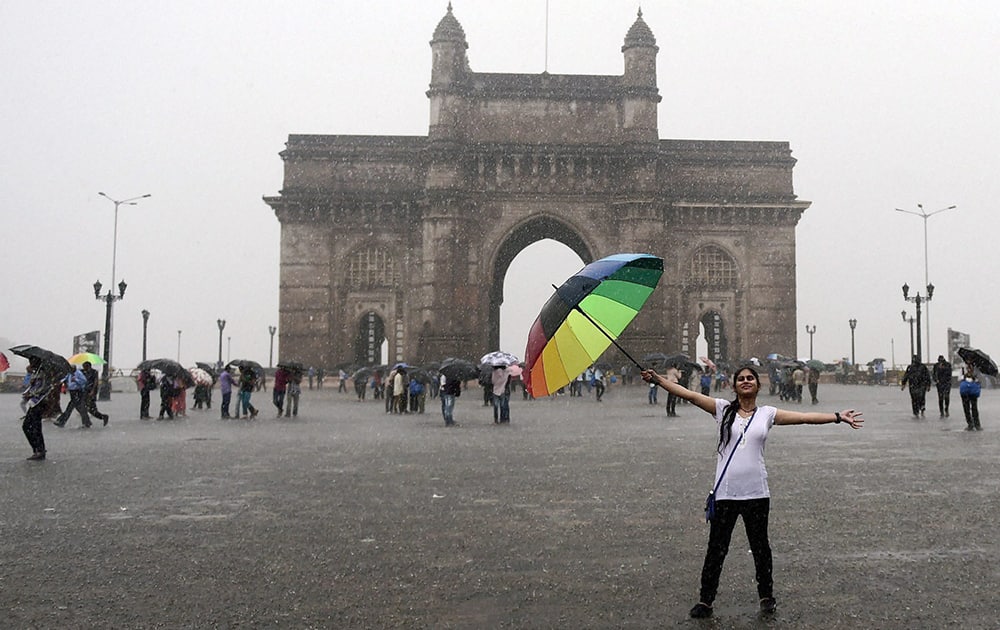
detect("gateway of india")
[264,5,809,370]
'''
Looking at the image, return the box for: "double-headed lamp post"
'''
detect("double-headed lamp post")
[268,326,277,368]
[805,324,817,360]
[217,319,226,368]
[895,203,956,357]
[902,283,933,363]
[848,319,857,366]
[93,279,127,400]
[141,309,150,361]
[901,310,916,360]
[95,191,150,400]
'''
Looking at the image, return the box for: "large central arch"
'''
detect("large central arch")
[488,216,594,352]
[265,7,809,370]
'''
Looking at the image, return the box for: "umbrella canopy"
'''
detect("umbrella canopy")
[438,357,479,382]
[10,344,73,377]
[391,362,412,371]
[0,351,8,372]
[188,367,214,387]
[480,351,520,367]
[277,360,304,372]
[806,359,826,371]
[226,359,264,376]
[641,352,670,366]
[68,352,105,366]
[138,358,195,386]
[195,361,218,376]
[351,366,373,381]
[507,364,524,378]
[407,368,435,384]
[524,253,663,398]
[958,347,998,376]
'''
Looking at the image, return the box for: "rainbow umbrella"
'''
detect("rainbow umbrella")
[524,253,663,398]
[68,352,105,366]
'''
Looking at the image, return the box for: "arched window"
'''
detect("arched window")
[346,248,399,290]
[690,246,738,288]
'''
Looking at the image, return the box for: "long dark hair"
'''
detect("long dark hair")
[718,366,760,454]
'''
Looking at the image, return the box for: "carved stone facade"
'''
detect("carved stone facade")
[264,7,810,369]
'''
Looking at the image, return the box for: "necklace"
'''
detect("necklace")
[738,406,756,415]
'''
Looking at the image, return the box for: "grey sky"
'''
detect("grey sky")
[2,1,997,373]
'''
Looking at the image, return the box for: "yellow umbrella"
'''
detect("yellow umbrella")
[68,352,105,366]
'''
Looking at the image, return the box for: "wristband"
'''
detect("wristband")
[834,412,842,424]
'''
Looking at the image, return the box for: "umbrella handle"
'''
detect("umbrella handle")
[553,285,644,370]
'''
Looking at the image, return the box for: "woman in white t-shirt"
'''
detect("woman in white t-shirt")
[642,364,863,619]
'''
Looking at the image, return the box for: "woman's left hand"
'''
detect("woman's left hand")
[840,409,864,429]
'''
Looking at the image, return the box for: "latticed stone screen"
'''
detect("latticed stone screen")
[690,246,737,287]
[347,248,400,289]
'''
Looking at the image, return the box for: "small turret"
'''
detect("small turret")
[430,2,469,88]
[622,8,658,88]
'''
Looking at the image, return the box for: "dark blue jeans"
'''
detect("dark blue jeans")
[492,393,510,422]
[699,498,773,605]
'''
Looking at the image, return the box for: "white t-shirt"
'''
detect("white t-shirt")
[712,398,776,500]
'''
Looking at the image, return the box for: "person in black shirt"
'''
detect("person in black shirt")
[900,355,932,418]
[932,355,952,418]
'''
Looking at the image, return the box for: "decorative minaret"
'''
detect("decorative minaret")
[427,2,469,145]
[621,8,660,143]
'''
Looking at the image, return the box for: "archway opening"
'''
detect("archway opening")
[489,217,593,355]
[355,311,387,366]
[699,310,727,367]
[500,240,584,356]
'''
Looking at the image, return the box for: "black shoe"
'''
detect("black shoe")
[103,416,109,426]
[27,452,46,461]
[82,423,92,429]
[760,597,777,615]
[53,421,65,428]
[689,603,713,618]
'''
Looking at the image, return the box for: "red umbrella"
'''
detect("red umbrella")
[0,351,9,372]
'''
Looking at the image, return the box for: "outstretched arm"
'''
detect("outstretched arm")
[774,408,863,429]
[641,369,716,414]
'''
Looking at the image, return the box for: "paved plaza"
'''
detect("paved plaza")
[2,381,999,628]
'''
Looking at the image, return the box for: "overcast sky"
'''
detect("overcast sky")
[2,1,997,373]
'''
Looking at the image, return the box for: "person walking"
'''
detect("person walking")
[900,355,932,418]
[959,365,982,431]
[665,364,681,417]
[272,366,289,417]
[440,374,461,426]
[157,372,175,420]
[219,366,236,418]
[137,368,155,419]
[238,366,259,419]
[491,365,511,424]
[932,355,952,418]
[284,369,302,417]
[21,358,54,460]
[791,365,805,403]
[81,361,109,425]
[807,367,820,405]
[338,368,348,393]
[642,364,863,619]
[54,365,91,428]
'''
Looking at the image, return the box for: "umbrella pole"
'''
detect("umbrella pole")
[570,303,644,370]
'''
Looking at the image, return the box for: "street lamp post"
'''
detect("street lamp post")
[227,337,231,364]
[217,319,226,368]
[268,326,277,368]
[901,310,916,360]
[93,279,127,400]
[96,191,150,400]
[141,309,150,361]
[895,203,956,358]
[805,324,817,360]
[848,319,857,366]
[177,330,182,362]
[902,283,933,363]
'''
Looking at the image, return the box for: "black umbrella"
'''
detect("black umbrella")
[439,357,478,381]
[407,368,435,384]
[195,361,218,377]
[277,360,304,372]
[641,352,670,366]
[10,344,72,377]
[138,358,196,387]
[958,347,998,376]
[352,366,374,381]
[226,359,264,376]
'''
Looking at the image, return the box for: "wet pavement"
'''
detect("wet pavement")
[2,382,999,628]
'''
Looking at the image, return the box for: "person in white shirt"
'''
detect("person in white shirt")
[642,364,863,619]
